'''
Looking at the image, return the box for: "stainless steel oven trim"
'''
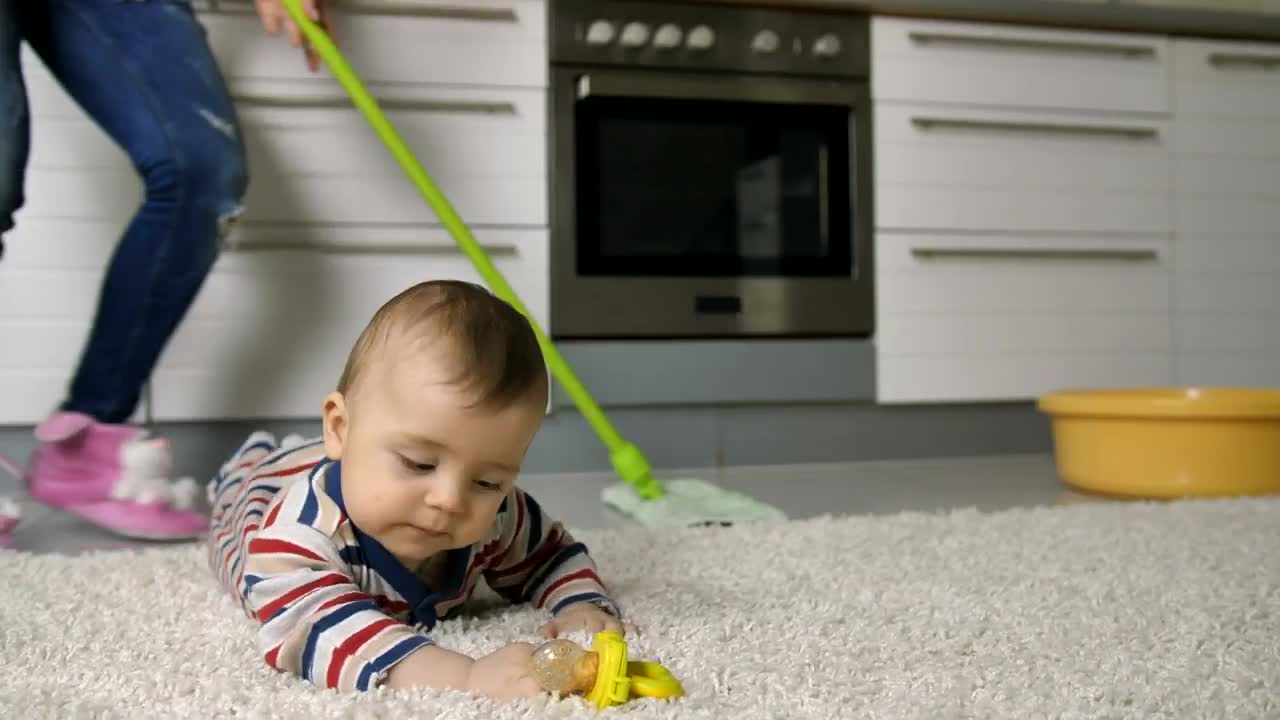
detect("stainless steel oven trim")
[574,69,869,107]
[550,66,875,339]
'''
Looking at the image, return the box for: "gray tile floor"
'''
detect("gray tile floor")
[2,454,1098,554]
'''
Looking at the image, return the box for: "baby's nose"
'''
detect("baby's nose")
[425,478,466,514]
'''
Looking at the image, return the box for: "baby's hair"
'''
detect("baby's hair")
[337,279,547,409]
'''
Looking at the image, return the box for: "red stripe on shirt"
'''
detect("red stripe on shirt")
[249,538,326,563]
[488,525,563,580]
[257,460,320,479]
[488,494,527,570]
[263,501,283,529]
[536,567,603,607]
[325,617,400,689]
[256,572,349,621]
[318,591,373,613]
[265,643,283,669]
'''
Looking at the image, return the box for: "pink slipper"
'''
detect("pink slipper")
[0,454,22,549]
[0,496,18,549]
[24,412,209,541]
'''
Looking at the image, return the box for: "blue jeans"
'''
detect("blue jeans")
[1,0,248,424]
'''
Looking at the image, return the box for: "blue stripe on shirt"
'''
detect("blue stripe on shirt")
[524,542,587,598]
[551,591,607,615]
[523,493,543,555]
[355,634,432,691]
[299,599,379,682]
[299,483,321,526]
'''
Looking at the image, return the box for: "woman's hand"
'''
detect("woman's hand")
[253,0,333,72]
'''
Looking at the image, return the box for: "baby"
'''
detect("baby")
[206,279,624,701]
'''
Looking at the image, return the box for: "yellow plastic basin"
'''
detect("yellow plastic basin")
[1037,387,1280,499]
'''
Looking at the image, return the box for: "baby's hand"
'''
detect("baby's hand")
[467,642,543,701]
[540,602,637,639]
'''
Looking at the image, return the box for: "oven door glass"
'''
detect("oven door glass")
[573,90,856,278]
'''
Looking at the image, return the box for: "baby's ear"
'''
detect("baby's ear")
[320,391,348,460]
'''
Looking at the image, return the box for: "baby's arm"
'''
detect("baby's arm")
[482,489,620,617]
[244,523,540,698]
[242,522,437,691]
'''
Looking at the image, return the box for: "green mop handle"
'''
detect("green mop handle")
[277,0,662,499]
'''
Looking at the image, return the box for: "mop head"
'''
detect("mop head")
[601,477,787,528]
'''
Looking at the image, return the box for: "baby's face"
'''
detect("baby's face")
[322,344,545,569]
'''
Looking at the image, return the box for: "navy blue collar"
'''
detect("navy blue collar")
[321,459,471,629]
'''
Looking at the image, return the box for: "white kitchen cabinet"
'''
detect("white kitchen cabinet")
[194,0,547,89]
[871,16,1175,403]
[1170,38,1280,388]
[875,232,1174,402]
[147,227,549,420]
[874,103,1172,234]
[229,78,547,228]
[871,16,1170,113]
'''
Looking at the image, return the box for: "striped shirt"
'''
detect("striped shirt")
[206,432,618,692]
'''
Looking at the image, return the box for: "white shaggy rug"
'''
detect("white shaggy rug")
[2,499,1279,719]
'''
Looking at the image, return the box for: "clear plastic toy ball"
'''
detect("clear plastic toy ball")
[530,639,596,695]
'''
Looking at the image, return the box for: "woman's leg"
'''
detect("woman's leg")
[0,0,29,249]
[23,0,248,422]
[0,0,31,546]
[19,0,249,539]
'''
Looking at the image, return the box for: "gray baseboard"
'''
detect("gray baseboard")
[552,339,877,407]
[0,401,1051,489]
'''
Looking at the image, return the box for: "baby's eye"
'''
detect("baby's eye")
[475,480,502,492]
[399,455,436,473]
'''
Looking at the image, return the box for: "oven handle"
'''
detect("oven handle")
[575,71,860,107]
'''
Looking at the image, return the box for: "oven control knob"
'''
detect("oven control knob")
[813,33,842,58]
[751,29,780,54]
[619,21,651,48]
[686,24,716,50]
[652,23,683,49]
[585,20,615,46]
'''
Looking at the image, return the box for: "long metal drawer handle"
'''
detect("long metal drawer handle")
[205,0,518,22]
[907,31,1156,58]
[911,116,1159,140]
[910,247,1160,261]
[1207,52,1280,70]
[233,94,517,115]
[229,239,519,256]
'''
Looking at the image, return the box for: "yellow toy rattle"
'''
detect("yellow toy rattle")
[529,631,684,709]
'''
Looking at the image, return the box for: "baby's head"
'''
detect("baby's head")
[321,279,548,566]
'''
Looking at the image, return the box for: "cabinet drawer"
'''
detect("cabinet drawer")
[195,0,547,89]
[871,17,1169,113]
[231,81,546,227]
[875,232,1173,403]
[1173,38,1280,119]
[150,226,547,420]
[875,103,1171,233]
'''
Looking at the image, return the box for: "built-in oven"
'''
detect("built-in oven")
[550,0,873,340]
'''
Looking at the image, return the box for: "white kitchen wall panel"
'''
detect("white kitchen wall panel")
[1171,37,1280,387]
